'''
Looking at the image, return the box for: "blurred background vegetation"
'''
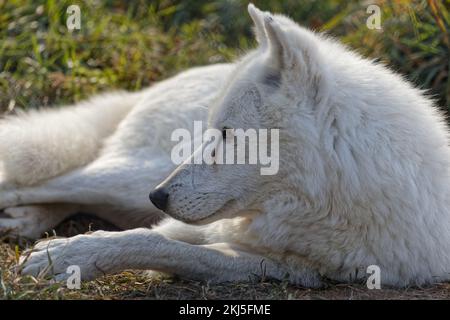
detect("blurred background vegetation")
[0,0,449,115]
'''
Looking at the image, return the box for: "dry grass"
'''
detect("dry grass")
[1,216,450,300]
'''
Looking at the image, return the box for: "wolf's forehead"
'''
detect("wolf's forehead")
[209,84,262,127]
[228,85,262,112]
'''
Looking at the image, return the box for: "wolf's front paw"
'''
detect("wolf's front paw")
[0,206,50,239]
[19,231,113,282]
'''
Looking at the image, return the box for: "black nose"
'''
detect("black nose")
[149,187,169,211]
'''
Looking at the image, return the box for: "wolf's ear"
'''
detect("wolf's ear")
[264,15,322,81]
[248,3,267,47]
[263,16,291,70]
[263,14,327,100]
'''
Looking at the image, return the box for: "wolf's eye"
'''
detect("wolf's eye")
[222,127,230,140]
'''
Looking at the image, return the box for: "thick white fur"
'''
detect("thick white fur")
[3,4,450,288]
[0,92,141,186]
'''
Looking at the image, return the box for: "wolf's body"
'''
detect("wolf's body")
[2,5,450,287]
[0,64,232,232]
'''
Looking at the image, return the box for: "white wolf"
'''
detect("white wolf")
[1,4,450,287]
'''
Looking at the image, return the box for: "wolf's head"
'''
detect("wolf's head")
[149,4,331,224]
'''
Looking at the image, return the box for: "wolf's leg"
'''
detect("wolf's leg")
[0,154,172,208]
[150,218,208,244]
[0,153,173,229]
[19,228,322,287]
[0,203,155,240]
[0,204,79,239]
